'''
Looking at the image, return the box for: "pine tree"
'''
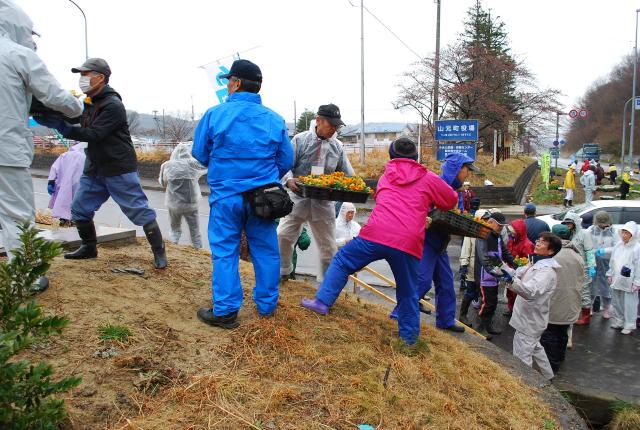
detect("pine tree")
[295,110,316,133]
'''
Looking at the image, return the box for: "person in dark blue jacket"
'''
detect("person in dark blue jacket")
[192,59,294,329]
[523,203,550,243]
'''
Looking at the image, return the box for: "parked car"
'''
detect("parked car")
[537,200,640,231]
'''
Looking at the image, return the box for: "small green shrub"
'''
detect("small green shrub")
[0,223,81,429]
[98,324,132,342]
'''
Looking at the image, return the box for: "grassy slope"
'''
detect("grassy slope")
[349,150,534,186]
[22,240,560,429]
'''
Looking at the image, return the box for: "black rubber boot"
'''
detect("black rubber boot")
[64,221,98,259]
[143,220,167,269]
[563,199,568,208]
[459,296,473,327]
[476,318,493,341]
[568,200,573,207]
[483,316,502,335]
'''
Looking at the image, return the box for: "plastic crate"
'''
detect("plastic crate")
[296,182,370,203]
[429,209,492,239]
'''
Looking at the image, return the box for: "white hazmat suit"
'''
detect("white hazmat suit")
[335,202,361,248]
[0,0,83,257]
[159,142,207,248]
[606,221,640,332]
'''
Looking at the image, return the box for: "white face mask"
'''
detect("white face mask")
[79,76,93,93]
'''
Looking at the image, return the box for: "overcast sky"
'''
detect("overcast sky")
[18,0,640,135]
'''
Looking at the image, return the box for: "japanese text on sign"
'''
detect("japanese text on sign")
[435,119,479,142]
[436,143,476,161]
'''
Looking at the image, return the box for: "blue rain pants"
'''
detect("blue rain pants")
[71,173,156,225]
[208,193,280,316]
[315,237,421,344]
[416,230,457,329]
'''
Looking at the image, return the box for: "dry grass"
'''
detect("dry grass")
[135,149,171,163]
[25,241,558,429]
[609,406,640,430]
[35,146,171,164]
[348,149,534,186]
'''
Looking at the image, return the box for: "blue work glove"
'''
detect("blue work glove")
[588,267,596,279]
[33,115,72,135]
[595,249,604,257]
[459,265,468,280]
[47,180,55,196]
[501,269,513,283]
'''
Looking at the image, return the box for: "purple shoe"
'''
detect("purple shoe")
[389,307,398,320]
[301,298,329,315]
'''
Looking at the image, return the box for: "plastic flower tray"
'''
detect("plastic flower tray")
[429,209,492,239]
[296,182,370,203]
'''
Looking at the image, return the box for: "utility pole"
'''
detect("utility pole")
[162,109,166,142]
[359,0,366,165]
[555,112,560,175]
[629,9,640,166]
[433,0,441,123]
[293,100,297,132]
[190,95,195,122]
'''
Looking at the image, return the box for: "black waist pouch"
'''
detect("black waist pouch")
[243,184,293,220]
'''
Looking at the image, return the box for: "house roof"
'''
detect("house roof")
[339,122,417,137]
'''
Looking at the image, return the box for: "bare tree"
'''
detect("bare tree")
[126,110,142,136]
[164,111,195,143]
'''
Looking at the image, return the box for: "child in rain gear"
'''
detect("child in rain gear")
[475,211,516,338]
[505,218,534,317]
[159,142,207,248]
[458,208,489,327]
[589,211,619,318]
[503,232,562,380]
[335,202,361,248]
[47,142,86,226]
[300,138,458,345]
[606,221,640,334]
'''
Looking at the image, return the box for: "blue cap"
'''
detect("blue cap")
[524,203,536,214]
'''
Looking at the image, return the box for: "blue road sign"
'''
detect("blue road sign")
[553,140,559,146]
[436,143,477,161]
[435,119,479,141]
[550,147,559,158]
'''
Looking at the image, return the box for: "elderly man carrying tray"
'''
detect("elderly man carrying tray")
[278,104,354,282]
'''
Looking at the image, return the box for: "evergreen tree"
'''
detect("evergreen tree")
[295,110,316,133]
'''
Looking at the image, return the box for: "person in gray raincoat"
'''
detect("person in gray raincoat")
[0,0,83,289]
[159,142,207,248]
[503,232,563,381]
[561,211,596,324]
[588,211,619,319]
[278,105,354,282]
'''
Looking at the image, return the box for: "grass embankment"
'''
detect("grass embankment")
[349,150,534,186]
[22,240,560,429]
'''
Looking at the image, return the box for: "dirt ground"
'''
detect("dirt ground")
[25,240,561,430]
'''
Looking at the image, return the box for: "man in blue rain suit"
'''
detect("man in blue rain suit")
[390,152,478,333]
[192,59,294,329]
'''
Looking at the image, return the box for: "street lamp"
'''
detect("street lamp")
[621,97,634,173]
[628,9,640,168]
[66,0,88,60]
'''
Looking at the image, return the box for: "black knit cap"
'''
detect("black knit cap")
[389,138,418,161]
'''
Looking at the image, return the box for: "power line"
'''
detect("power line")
[347,0,423,60]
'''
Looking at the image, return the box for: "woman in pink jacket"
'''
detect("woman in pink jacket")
[301,138,458,344]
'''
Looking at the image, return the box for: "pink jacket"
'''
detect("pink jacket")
[359,158,458,258]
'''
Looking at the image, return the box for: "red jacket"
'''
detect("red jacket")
[508,218,534,258]
[462,188,477,211]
